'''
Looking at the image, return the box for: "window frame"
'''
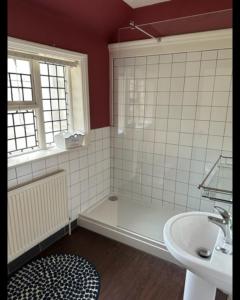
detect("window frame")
[8,37,91,158]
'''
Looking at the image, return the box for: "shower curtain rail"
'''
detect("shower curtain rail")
[119,8,232,31]
[129,20,161,42]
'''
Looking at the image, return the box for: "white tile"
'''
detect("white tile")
[125,57,135,65]
[222,137,232,152]
[155,131,167,143]
[164,179,175,192]
[218,49,232,59]
[157,92,170,105]
[167,119,181,132]
[154,142,166,155]
[180,133,193,146]
[135,56,146,65]
[157,78,171,91]
[212,91,229,107]
[171,77,184,91]
[189,172,203,185]
[152,187,163,200]
[169,92,183,106]
[199,76,214,91]
[185,61,200,76]
[146,78,158,91]
[8,168,16,181]
[8,179,18,188]
[202,50,218,60]
[178,146,192,159]
[216,59,232,75]
[143,130,155,142]
[155,119,168,130]
[165,156,178,169]
[214,76,231,91]
[17,174,33,185]
[187,51,201,61]
[175,193,188,206]
[173,53,186,62]
[147,55,159,64]
[191,147,206,161]
[156,106,169,118]
[163,190,175,203]
[165,144,178,156]
[209,121,225,136]
[176,170,189,183]
[193,134,208,148]
[188,184,201,198]
[224,122,232,137]
[160,54,172,63]
[196,106,211,121]
[194,120,209,134]
[69,149,79,160]
[70,158,79,172]
[200,60,216,76]
[207,136,223,150]
[135,65,146,78]
[166,132,179,144]
[146,64,159,78]
[32,159,46,172]
[211,107,227,121]
[184,77,199,91]
[145,92,157,105]
[158,64,171,77]
[200,199,214,213]
[182,106,196,120]
[178,158,191,171]
[172,62,185,77]
[46,156,58,168]
[168,106,182,119]
[197,92,213,106]
[190,160,204,173]
[176,182,189,195]
[183,92,198,105]
[16,163,32,177]
[188,197,200,210]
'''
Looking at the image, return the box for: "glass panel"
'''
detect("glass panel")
[8,58,33,102]
[40,62,69,146]
[8,110,39,156]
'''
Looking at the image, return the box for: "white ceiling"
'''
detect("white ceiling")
[122,0,170,9]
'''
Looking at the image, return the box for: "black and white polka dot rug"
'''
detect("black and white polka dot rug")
[7,254,100,300]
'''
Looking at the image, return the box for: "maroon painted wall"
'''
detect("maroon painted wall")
[110,0,232,42]
[8,0,232,127]
[8,0,132,129]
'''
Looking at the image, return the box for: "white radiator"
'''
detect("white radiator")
[8,170,69,263]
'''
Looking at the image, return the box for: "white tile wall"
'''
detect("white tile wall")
[112,48,232,213]
[8,127,111,220]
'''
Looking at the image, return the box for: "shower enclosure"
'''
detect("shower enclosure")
[79,29,232,259]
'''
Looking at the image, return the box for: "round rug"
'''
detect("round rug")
[7,254,100,300]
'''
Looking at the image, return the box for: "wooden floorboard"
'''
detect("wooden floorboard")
[39,226,227,300]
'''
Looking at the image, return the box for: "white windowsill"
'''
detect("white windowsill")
[8,146,84,168]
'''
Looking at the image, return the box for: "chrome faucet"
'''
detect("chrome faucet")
[208,206,232,245]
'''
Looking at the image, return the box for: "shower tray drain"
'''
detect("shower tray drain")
[108,195,118,201]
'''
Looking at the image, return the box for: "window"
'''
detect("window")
[8,38,90,158]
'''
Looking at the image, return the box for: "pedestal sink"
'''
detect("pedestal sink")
[163,212,232,300]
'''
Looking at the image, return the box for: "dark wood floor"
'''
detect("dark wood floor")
[39,227,227,300]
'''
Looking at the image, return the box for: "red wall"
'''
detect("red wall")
[8,0,232,127]
[8,0,132,129]
[110,0,232,42]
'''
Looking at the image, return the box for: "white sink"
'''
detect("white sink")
[163,211,232,300]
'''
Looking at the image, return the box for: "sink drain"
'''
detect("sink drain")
[196,247,212,259]
[108,195,118,201]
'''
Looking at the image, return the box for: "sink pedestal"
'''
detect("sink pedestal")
[183,270,216,300]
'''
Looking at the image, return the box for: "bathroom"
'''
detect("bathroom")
[7,0,233,299]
